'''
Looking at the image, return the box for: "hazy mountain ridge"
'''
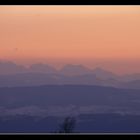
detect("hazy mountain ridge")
[0,61,140,89]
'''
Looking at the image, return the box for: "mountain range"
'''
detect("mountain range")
[0,61,140,89]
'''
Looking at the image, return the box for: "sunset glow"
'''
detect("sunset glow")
[0,6,140,74]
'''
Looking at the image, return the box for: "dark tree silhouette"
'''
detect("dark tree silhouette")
[58,117,76,133]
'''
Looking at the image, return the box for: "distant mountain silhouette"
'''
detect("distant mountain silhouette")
[60,74,99,85]
[0,73,61,87]
[119,73,140,82]
[59,64,92,76]
[0,61,140,133]
[29,63,57,74]
[0,60,140,89]
[0,61,28,75]
[92,67,118,80]
[121,80,140,89]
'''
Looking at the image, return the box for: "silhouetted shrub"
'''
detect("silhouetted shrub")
[56,117,76,133]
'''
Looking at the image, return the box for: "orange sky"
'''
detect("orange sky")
[0,6,140,74]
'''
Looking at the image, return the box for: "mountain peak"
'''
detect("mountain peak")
[60,64,92,76]
[0,60,27,75]
[63,64,88,69]
[30,63,57,73]
[93,67,105,72]
[92,67,117,79]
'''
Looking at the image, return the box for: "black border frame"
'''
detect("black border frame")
[0,0,140,5]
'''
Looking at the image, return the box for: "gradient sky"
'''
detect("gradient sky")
[0,6,140,74]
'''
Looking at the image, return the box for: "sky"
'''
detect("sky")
[0,6,140,74]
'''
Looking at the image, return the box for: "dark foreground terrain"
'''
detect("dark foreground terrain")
[1,113,140,133]
[0,85,140,133]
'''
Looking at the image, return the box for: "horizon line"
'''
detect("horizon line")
[0,59,140,76]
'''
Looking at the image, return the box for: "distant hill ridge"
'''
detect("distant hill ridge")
[0,60,140,89]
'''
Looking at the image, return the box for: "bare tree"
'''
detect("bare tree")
[58,117,76,133]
